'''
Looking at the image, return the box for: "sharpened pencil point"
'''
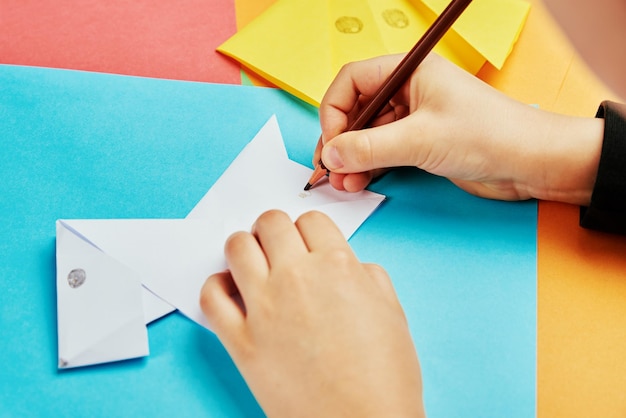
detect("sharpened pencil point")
[304,160,328,190]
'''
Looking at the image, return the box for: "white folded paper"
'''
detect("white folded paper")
[56,115,385,368]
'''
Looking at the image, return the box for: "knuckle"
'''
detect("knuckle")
[337,61,355,76]
[325,246,355,268]
[278,262,306,282]
[365,262,388,277]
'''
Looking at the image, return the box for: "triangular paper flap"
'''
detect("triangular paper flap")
[59,319,151,369]
[59,221,175,324]
[187,115,288,220]
[142,286,176,324]
[189,116,386,237]
[56,221,149,369]
[60,219,226,328]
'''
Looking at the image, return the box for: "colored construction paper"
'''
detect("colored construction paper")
[0,64,536,417]
[234,0,277,87]
[219,0,529,106]
[0,0,241,84]
[0,65,317,417]
[423,0,530,69]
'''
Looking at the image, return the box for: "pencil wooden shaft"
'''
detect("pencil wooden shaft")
[348,0,473,131]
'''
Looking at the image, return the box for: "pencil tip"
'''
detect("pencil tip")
[303,183,312,191]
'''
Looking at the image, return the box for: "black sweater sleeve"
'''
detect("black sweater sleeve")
[579,101,626,234]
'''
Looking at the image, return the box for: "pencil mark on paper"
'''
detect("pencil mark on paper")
[298,191,312,199]
[67,268,86,288]
[382,9,409,29]
[335,16,363,34]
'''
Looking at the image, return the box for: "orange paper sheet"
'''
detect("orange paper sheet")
[478,7,626,416]
[514,10,626,411]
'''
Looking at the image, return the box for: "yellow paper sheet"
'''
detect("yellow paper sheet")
[368,0,488,73]
[424,0,530,69]
[329,0,384,73]
[223,0,332,104]
[220,0,529,106]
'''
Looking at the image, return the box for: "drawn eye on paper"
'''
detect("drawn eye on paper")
[335,16,363,34]
[382,9,409,29]
[67,268,86,288]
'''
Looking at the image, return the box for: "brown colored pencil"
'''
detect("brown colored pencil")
[304,0,473,190]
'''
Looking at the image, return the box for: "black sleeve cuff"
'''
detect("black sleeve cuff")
[579,101,626,234]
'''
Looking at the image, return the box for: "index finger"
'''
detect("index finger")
[294,210,351,253]
[319,54,405,145]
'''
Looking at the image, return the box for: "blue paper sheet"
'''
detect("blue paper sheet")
[0,65,536,417]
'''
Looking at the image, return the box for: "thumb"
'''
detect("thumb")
[200,272,247,353]
[321,116,423,173]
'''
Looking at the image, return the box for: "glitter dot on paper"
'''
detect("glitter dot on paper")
[67,268,86,289]
[335,16,363,34]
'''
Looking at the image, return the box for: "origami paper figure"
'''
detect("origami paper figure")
[56,116,385,368]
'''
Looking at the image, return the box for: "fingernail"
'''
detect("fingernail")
[323,146,344,170]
